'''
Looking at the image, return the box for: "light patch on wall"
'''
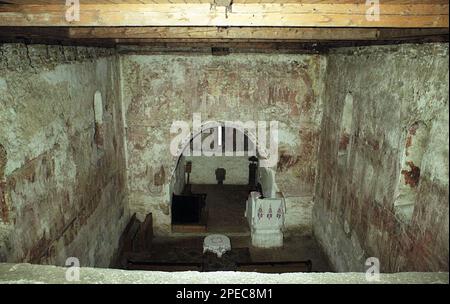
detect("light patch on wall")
[94,91,104,124]
[339,92,354,158]
[277,126,298,148]
[94,90,104,147]
[41,66,70,85]
[0,78,7,92]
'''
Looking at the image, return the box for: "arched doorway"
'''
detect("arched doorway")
[169,121,274,233]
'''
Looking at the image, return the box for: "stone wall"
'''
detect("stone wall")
[1,42,447,272]
[0,44,129,267]
[313,43,449,272]
[120,53,325,236]
[184,156,249,185]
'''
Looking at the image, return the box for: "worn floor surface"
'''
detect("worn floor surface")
[167,184,331,272]
[150,234,331,272]
[190,184,250,234]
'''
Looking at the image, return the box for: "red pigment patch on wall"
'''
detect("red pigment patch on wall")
[277,150,299,172]
[409,123,420,135]
[405,135,413,156]
[94,123,104,146]
[268,86,299,115]
[406,135,413,148]
[133,142,146,151]
[0,182,8,223]
[339,133,350,150]
[368,139,380,151]
[402,161,421,188]
[298,129,319,185]
[28,233,52,263]
[154,166,166,186]
[299,129,318,158]
[0,145,7,222]
[0,144,6,179]
[299,73,315,114]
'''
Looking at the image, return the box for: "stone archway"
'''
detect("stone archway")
[168,120,273,192]
[168,120,279,232]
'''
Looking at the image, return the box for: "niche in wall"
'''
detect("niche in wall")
[394,121,430,222]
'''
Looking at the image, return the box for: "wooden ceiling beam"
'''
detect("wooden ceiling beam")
[0,3,448,27]
[68,27,380,40]
[68,27,449,41]
[1,27,447,43]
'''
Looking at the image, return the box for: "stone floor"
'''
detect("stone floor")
[190,184,250,233]
[149,234,331,272]
[0,263,448,284]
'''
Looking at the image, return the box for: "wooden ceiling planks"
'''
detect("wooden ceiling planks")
[0,1,447,47]
[0,1,448,27]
